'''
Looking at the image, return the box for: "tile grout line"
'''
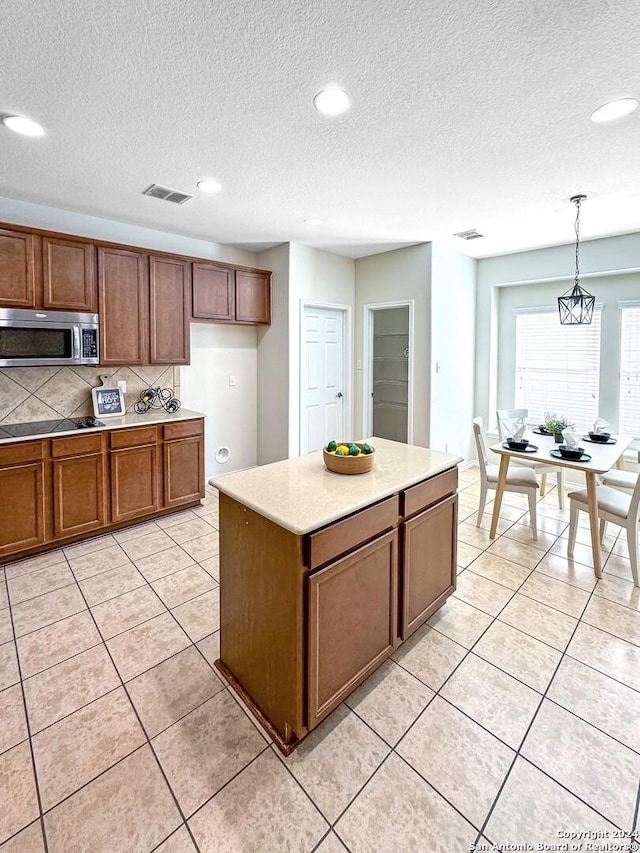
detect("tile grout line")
[61,568,204,853]
[476,573,622,842]
[4,578,50,853]
[404,520,632,840]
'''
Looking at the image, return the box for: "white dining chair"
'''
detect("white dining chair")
[567,475,640,587]
[496,408,564,509]
[601,469,638,495]
[473,417,539,539]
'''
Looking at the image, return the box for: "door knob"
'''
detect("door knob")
[336,392,343,398]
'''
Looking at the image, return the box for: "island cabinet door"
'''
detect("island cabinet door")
[400,493,457,641]
[307,529,398,729]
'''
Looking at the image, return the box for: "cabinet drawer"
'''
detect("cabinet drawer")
[164,420,203,441]
[308,495,399,571]
[0,441,43,466]
[401,468,457,518]
[110,426,158,449]
[51,433,103,458]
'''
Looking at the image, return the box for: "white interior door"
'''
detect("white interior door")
[301,305,346,453]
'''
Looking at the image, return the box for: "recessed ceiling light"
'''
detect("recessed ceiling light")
[2,114,46,137]
[197,179,222,193]
[313,87,351,116]
[304,218,323,225]
[590,98,638,123]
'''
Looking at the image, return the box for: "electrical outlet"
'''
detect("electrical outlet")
[356,359,362,370]
[117,380,127,394]
[229,375,236,387]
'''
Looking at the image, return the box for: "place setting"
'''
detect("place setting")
[501,417,538,452]
[548,425,592,462]
[581,417,617,445]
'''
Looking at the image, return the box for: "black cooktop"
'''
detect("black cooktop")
[0,417,105,439]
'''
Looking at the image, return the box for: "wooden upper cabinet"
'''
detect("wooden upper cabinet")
[149,256,191,364]
[192,263,235,320]
[235,270,271,324]
[42,237,97,312]
[98,246,149,365]
[0,228,37,307]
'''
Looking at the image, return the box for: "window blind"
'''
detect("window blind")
[619,305,640,437]
[514,309,601,431]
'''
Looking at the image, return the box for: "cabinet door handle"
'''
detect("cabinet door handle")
[336,392,343,398]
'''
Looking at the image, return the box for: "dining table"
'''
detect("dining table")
[489,430,635,576]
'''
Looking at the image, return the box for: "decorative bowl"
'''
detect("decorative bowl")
[506,439,529,451]
[323,442,375,475]
[588,432,611,443]
[558,445,585,460]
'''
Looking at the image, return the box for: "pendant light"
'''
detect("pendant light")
[558,194,595,325]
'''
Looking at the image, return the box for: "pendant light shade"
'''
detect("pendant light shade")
[558,195,595,325]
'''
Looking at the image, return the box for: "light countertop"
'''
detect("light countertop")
[0,408,205,444]
[210,437,462,534]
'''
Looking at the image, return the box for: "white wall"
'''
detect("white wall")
[475,232,640,433]
[354,245,432,446]
[255,243,290,465]
[288,244,355,456]
[0,195,258,267]
[430,243,477,460]
[181,324,257,478]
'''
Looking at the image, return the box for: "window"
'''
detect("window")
[514,307,601,430]
[619,304,640,437]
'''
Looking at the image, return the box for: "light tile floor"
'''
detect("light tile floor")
[1,472,640,851]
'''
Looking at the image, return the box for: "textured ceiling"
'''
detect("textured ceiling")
[1,0,639,259]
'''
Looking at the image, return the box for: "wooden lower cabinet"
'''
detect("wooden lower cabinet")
[0,418,205,560]
[307,530,398,727]
[110,443,160,523]
[164,434,204,508]
[53,453,106,538]
[217,464,458,754]
[0,460,46,557]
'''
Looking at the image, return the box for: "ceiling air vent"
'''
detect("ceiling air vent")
[453,229,484,240]
[142,184,193,205]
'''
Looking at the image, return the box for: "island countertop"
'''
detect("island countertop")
[210,437,462,535]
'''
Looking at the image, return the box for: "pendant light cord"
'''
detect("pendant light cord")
[574,195,582,292]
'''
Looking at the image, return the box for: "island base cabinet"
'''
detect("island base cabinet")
[307,530,398,728]
[400,493,457,640]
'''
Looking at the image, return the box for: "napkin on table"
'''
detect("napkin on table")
[512,418,526,441]
[562,428,580,447]
[593,417,610,434]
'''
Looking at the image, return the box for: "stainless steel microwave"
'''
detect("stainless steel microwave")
[0,308,100,367]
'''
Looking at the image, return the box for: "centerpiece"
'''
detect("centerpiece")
[323,440,375,474]
[542,415,573,444]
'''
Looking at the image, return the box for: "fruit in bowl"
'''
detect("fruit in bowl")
[323,440,375,474]
[588,431,611,443]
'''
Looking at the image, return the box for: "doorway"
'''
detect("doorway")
[364,302,413,443]
[300,302,351,454]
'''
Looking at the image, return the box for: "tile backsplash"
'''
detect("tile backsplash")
[0,365,181,424]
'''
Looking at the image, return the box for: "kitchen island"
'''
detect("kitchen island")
[211,437,462,754]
